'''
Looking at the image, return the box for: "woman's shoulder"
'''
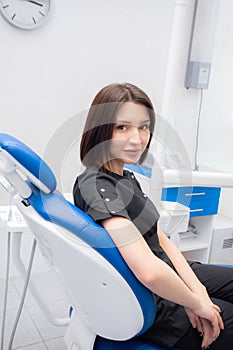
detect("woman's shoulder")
[73,166,118,194]
[73,166,126,215]
[74,167,140,204]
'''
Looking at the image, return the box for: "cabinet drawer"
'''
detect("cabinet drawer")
[161,187,221,217]
[189,199,220,217]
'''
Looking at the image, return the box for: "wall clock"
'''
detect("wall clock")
[0,0,51,30]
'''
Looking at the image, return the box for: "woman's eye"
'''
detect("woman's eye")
[116,125,127,130]
[141,124,149,130]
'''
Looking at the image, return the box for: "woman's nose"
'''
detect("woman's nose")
[128,127,141,144]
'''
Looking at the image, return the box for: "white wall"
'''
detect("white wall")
[0,0,178,277]
[197,0,233,170]
[0,0,176,202]
[1,0,233,208]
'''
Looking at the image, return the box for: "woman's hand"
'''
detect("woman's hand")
[200,317,217,349]
[184,307,213,348]
[185,301,223,349]
[184,307,202,331]
[197,287,224,342]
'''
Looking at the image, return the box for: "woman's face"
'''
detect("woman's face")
[109,102,151,174]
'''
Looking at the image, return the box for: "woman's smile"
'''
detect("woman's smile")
[123,148,143,158]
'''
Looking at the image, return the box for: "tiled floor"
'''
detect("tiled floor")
[0,206,72,349]
[0,269,70,350]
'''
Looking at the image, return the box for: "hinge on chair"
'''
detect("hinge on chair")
[21,199,30,207]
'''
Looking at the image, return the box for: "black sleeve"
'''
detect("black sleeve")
[73,170,131,223]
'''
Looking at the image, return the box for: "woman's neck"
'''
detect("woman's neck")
[103,160,124,176]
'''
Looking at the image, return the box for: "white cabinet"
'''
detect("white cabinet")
[209,215,233,265]
[178,216,214,263]
[161,186,221,263]
[171,214,233,264]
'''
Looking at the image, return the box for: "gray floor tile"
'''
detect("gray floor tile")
[45,337,67,350]
[0,278,21,311]
[14,342,48,350]
[0,307,43,349]
[11,270,69,307]
[0,264,70,349]
[0,234,16,279]
[26,300,69,341]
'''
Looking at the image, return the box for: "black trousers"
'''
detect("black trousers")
[174,263,233,350]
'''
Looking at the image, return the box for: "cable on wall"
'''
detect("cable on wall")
[194,88,203,171]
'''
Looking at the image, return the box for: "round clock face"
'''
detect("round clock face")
[0,0,51,30]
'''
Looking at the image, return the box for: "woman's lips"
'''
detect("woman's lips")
[124,149,142,156]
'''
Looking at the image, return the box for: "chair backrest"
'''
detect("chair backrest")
[0,133,156,341]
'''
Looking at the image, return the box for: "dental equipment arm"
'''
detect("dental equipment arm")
[163,169,233,188]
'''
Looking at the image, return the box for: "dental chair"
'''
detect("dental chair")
[0,133,187,350]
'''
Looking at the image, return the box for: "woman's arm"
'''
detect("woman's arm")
[101,216,219,321]
[157,225,223,311]
[102,216,223,347]
[157,225,207,295]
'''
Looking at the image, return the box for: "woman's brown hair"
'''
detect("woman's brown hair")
[80,83,155,168]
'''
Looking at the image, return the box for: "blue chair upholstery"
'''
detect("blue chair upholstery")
[94,337,181,349]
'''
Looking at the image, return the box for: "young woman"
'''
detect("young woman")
[73,83,233,349]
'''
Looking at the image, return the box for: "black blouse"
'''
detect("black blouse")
[73,166,190,348]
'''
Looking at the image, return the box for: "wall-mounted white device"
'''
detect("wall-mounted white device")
[185,0,220,89]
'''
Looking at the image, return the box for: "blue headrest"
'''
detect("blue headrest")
[0,133,56,193]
